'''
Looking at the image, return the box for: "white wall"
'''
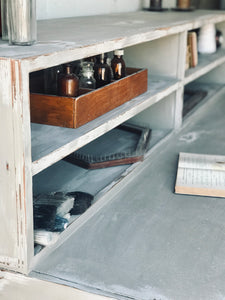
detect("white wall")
[37,0,141,20]
[36,0,176,20]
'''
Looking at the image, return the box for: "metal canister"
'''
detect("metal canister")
[1,0,9,40]
[150,0,162,9]
[8,0,37,45]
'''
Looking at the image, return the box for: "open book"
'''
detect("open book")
[175,152,225,198]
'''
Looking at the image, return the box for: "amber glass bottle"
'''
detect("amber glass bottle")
[111,49,126,80]
[57,64,79,97]
[94,54,112,88]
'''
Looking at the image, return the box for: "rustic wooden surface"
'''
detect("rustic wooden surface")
[1,9,225,281]
[0,10,225,66]
[74,68,147,128]
[0,58,33,274]
[30,68,148,128]
[30,94,75,128]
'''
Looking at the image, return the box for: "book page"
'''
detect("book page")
[178,152,225,171]
[175,152,225,196]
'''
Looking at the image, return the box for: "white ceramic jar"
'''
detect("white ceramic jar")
[198,24,217,54]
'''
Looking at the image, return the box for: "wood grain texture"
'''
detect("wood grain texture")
[74,68,148,127]
[0,58,33,274]
[30,68,148,128]
[30,94,75,128]
[0,59,19,269]
[175,186,225,198]
[68,156,143,169]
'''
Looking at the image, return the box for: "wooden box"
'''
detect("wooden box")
[30,67,148,129]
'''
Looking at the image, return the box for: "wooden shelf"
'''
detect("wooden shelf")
[31,87,225,300]
[31,128,171,260]
[1,8,225,290]
[184,48,225,85]
[31,82,224,261]
[1,10,225,70]
[33,128,171,194]
[31,75,179,175]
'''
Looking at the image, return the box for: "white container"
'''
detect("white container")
[198,24,216,54]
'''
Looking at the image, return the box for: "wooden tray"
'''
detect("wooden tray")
[64,123,151,169]
[30,67,148,129]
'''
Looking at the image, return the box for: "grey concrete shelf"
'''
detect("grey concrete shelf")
[31,87,225,300]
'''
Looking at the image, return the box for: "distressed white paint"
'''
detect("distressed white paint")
[0,57,33,274]
[0,11,224,65]
[0,60,21,269]
[0,9,225,297]
[0,271,114,300]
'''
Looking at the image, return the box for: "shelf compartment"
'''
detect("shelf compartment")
[64,123,152,169]
[33,128,170,195]
[184,48,225,85]
[183,81,225,119]
[125,33,185,79]
[31,76,180,176]
[32,127,171,256]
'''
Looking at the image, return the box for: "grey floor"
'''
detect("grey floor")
[32,90,225,300]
